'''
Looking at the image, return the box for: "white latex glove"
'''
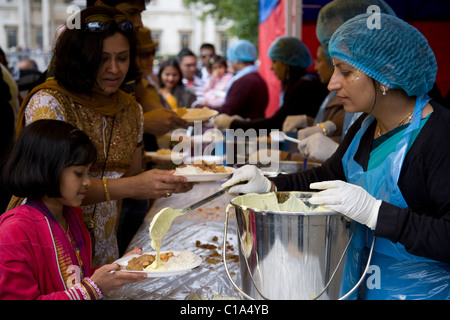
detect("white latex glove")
[309,180,382,230]
[222,165,272,194]
[297,120,337,140]
[282,114,308,133]
[297,133,338,162]
[213,114,244,131]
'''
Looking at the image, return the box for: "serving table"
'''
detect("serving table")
[103,181,242,300]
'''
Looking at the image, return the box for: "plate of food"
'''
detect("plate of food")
[177,106,218,122]
[145,149,187,162]
[173,161,234,182]
[186,155,225,164]
[114,250,202,277]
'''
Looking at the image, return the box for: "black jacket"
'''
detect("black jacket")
[229,75,328,131]
[271,100,450,263]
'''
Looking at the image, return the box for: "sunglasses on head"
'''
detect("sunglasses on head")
[84,14,133,33]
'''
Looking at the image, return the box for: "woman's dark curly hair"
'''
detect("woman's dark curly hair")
[53,6,138,94]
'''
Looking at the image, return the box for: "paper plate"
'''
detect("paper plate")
[184,155,226,165]
[114,250,202,278]
[174,166,234,182]
[182,109,218,122]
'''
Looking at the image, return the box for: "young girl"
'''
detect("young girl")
[201,55,233,107]
[158,58,196,110]
[0,120,146,299]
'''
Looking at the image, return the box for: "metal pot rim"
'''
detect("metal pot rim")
[230,191,338,216]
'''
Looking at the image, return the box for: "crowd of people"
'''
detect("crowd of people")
[0,0,450,300]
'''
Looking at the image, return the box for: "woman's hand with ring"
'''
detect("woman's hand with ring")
[131,169,193,199]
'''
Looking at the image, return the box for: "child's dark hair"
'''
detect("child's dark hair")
[176,48,196,62]
[210,55,227,69]
[2,120,97,200]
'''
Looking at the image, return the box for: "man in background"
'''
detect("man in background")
[177,48,204,103]
[198,43,215,84]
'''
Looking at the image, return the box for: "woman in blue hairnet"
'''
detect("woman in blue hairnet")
[284,0,396,162]
[223,13,450,300]
[213,36,328,131]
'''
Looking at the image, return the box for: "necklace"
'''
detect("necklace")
[88,115,116,256]
[376,107,414,137]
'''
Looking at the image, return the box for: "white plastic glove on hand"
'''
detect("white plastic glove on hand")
[222,165,272,194]
[282,114,308,133]
[213,114,244,131]
[297,133,338,162]
[297,120,337,140]
[309,180,382,230]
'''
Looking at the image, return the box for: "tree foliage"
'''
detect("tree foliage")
[183,0,259,47]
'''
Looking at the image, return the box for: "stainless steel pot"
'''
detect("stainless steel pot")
[223,192,354,300]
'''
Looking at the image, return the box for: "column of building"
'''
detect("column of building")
[18,0,31,50]
[42,0,51,52]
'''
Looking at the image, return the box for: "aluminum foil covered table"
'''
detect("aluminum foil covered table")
[103,181,242,300]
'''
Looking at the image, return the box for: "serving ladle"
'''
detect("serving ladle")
[270,131,301,144]
[149,186,233,249]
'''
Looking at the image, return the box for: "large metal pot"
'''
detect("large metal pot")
[223,192,353,300]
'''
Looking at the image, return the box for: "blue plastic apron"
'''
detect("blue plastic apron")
[340,95,450,300]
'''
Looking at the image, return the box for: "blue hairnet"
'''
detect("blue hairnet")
[268,36,312,68]
[329,13,437,96]
[227,40,257,62]
[316,0,396,65]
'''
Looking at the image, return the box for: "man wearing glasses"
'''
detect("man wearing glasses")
[199,43,216,84]
[177,48,205,103]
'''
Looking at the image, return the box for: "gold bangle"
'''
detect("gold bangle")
[102,176,111,204]
[317,123,327,136]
